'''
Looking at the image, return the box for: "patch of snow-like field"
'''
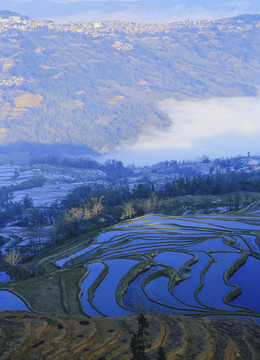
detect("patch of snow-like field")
[0,225,54,254]
[12,182,86,206]
[0,164,107,207]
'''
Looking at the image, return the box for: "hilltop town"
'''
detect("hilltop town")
[0,12,260,37]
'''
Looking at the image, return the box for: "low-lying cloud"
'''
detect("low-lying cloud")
[105,95,260,165]
[133,95,260,150]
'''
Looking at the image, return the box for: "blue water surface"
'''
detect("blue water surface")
[230,256,260,313]
[92,259,138,316]
[0,290,29,311]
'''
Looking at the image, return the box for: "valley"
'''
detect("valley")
[0,12,260,151]
[0,3,260,359]
[0,155,259,324]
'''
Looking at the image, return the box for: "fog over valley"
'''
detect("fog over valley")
[103,94,260,165]
[0,10,260,160]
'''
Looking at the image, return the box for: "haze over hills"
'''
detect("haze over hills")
[2,0,260,23]
[0,11,260,158]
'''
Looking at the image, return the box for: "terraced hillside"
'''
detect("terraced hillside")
[0,310,259,360]
[1,212,259,321]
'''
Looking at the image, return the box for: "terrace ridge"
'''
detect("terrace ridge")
[1,311,259,359]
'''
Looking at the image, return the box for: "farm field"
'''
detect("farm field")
[0,164,106,207]
[1,213,259,321]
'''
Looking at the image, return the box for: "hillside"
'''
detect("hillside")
[1,311,260,359]
[0,13,260,152]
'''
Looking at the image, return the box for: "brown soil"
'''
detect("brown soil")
[0,311,259,359]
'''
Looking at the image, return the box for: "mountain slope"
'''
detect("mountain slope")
[0,13,260,152]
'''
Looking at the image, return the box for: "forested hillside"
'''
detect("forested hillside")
[0,13,260,151]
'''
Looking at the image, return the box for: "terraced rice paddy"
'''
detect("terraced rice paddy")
[54,214,260,320]
[1,213,260,320]
[12,182,87,206]
[0,164,106,207]
[0,225,54,254]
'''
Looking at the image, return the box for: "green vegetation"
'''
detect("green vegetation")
[4,249,21,280]
[130,313,150,360]
[87,262,109,316]
[130,313,167,360]
[117,261,153,310]
[0,159,260,321]
[1,211,260,319]
[0,267,87,315]
[223,252,248,304]
[54,170,260,240]
[0,15,259,151]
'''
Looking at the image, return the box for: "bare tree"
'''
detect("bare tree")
[83,196,104,219]
[4,249,21,267]
[4,250,22,280]
[121,202,136,220]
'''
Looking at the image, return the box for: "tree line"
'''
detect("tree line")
[55,170,260,240]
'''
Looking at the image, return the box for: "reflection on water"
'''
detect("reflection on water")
[0,290,29,311]
[230,256,260,312]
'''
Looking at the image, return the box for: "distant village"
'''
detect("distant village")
[0,13,259,88]
[0,75,23,87]
[0,13,259,38]
[127,154,260,190]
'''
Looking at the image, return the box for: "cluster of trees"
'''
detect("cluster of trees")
[2,167,260,248]
[0,191,60,231]
[2,23,170,150]
[0,174,56,228]
[0,175,45,203]
[2,157,260,262]
[55,170,260,239]
[160,172,260,197]
[30,156,134,179]
[4,12,260,151]
[63,171,260,211]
